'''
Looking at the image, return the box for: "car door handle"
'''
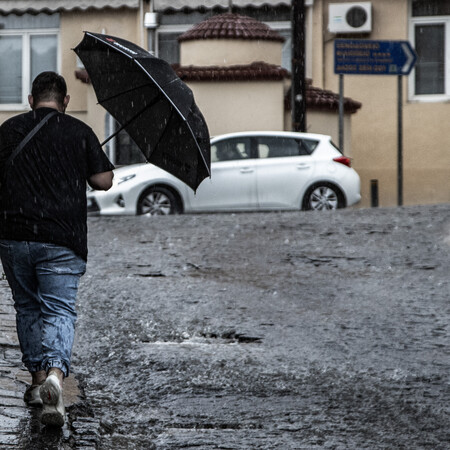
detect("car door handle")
[240,167,254,173]
[296,163,311,169]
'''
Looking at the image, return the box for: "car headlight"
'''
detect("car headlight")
[117,174,136,184]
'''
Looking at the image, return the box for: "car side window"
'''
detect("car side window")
[211,138,251,162]
[301,139,319,154]
[257,137,318,158]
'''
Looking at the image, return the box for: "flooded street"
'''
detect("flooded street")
[69,205,449,448]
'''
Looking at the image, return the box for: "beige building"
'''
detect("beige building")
[0,1,138,151]
[173,12,360,151]
[0,0,448,208]
[315,0,450,207]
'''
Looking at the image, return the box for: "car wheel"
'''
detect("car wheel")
[303,183,345,211]
[137,186,180,216]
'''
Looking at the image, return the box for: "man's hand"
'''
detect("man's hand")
[88,171,114,191]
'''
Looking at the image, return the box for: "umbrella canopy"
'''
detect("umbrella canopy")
[74,32,210,191]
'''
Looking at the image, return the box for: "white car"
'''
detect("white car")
[87,131,361,215]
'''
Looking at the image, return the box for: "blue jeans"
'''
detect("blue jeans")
[0,240,86,377]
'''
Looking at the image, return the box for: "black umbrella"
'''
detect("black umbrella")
[73,32,210,191]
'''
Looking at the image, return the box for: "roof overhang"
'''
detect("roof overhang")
[174,62,289,82]
[0,1,139,15]
[153,1,293,11]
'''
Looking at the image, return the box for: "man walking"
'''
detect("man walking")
[0,72,114,427]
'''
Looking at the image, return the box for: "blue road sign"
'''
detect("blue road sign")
[334,39,417,75]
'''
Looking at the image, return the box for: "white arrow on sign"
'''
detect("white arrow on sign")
[401,42,416,75]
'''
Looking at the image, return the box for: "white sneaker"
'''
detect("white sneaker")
[40,374,65,427]
[24,384,43,407]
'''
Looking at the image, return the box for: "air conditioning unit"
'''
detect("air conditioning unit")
[329,2,372,34]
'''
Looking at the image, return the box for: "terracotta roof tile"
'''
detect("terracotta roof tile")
[178,13,285,42]
[77,63,361,115]
[306,85,362,114]
[174,64,362,114]
[174,61,289,81]
[285,83,362,114]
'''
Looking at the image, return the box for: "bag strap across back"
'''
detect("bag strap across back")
[7,110,59,166]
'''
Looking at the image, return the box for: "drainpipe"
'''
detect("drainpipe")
[139,0,144,47]
[144,1,159,55]
[292,0,307,132]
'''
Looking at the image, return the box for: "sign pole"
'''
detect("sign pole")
[339,74,344,152]
[397,75,403,206]
[334,39,417,207]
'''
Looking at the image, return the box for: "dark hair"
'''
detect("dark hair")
[31,71,67,107]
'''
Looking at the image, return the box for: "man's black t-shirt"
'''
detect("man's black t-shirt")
[0,107,114,260]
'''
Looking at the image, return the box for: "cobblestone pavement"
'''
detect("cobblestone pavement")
[0,204,449,449]
[0,284,25,449]
[0,280,88,449]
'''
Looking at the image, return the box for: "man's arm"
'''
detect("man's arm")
[88,171,114,191]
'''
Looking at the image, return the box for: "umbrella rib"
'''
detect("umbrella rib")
[133,61,211,179]
[181,117,211,178]
[100,93,163,147]
[134,61,188,121]
[97,81,157,105]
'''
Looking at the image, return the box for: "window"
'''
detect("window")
[0,36,22,104]
[105,114,147,166]
[114,130,146,166]
[211,138,251,162]
[412,0,450,16]
[410,1,450,99]
[158,32,182,64]
[414,24,445,95]
[257,137,317,158]
[0,13,59,108]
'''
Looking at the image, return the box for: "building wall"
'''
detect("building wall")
[189,81,285,136]
[180,40,283,66]
[311,0,326,88]
[180,32,355,155]
[306,111,352,157]
[320,0,450,207]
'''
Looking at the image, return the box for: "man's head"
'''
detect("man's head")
[29,71,70,112]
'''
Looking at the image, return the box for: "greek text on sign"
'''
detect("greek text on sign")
[334,39,417,76]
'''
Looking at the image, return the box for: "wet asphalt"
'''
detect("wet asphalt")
[0,204,449,449]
